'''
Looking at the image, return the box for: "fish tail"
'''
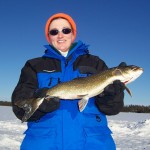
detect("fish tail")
[15,98,44,122]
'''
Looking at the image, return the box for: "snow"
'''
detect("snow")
[107,114,150,150]
[0,106,150,150]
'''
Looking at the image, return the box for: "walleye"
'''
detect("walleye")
[15,65,143,122]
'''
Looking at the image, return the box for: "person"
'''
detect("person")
[11,13,125,150]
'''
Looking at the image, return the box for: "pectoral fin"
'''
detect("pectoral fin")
[45,95,60,102]
[77,94,88,99]
[78,97,89,112]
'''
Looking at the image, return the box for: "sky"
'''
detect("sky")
[0,0,150,106]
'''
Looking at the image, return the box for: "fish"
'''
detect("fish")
[15,65,143,122]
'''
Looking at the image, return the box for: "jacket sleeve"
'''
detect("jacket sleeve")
[95,59,124,115]
[11,61,44,121]
[12,60,60,121]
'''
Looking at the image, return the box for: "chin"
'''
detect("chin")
[59,48,69,52]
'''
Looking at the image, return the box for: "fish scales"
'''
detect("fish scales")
[47,69,114,99]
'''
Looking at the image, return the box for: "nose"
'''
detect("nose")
[57,31,63,38]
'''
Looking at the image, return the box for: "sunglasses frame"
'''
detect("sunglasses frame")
[49,28,72,36]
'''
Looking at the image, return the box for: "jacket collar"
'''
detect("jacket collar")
[43,41,89,60]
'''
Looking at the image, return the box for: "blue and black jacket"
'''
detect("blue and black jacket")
[12,41,124,150]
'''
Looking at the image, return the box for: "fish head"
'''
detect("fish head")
[112,65,143,84]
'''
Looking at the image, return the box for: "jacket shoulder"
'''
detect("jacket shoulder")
[74,54,107,73]
[78,53,105,63]
[26,57,44,65]
[25,57,61,72]
[75,53,106,67]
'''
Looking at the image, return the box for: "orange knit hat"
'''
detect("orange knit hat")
[45,13,77,43]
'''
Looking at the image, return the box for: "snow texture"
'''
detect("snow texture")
[0,106,150,150]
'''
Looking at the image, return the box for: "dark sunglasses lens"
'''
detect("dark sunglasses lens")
[62,28,72,34]
[49,30,58,35]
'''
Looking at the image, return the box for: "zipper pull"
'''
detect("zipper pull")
[65,55,72,67]
[65,59,69,67]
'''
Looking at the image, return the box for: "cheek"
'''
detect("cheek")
[71,34,75,42]
[67,34,75,42]
[49,35,56,42]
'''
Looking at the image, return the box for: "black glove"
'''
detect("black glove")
[34,88,60,113]
[103,80,125,96]
[34,88,49,98]
[95,83,125,115]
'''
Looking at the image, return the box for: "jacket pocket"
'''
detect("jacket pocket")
[84,126,112,137]
[21,127,57,150]
[83,127,115,150]
[24,127,56,137]
[37,72,62,88]
[82,99,108,126]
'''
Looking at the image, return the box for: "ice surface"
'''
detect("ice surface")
[0,106,149,150]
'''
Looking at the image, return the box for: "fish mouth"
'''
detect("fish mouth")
[123,68,143,85]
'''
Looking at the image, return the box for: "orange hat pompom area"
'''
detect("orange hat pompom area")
[45,13,77,43]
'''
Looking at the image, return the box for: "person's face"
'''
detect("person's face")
[49,18,75,52]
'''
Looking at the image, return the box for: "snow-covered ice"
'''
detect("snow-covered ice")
[0,106,149,150]
[107,113,150,150]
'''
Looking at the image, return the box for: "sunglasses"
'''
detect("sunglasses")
[49,28,72,36]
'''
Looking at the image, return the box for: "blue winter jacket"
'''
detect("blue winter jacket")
[13,41,116,150]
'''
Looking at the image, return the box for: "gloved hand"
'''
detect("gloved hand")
[34,88,49,98]
[34,88,60,113]
[102,80,125,96]
[95,83,125,115]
